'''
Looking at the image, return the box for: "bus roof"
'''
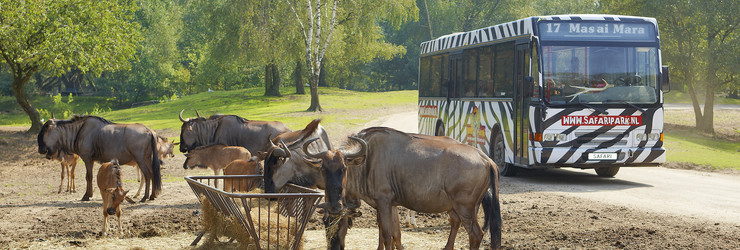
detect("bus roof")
[419,14,657,56]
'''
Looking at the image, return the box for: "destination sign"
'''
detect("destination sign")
[539,22,656,42]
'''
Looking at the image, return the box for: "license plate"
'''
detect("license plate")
[588,153,617,160]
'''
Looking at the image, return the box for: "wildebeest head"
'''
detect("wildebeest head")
[37,114,68,159]
[102,160,131,215]
[182,146,210,170]
[260,136,292,193]
[178,109,206,153]
[303,137,367,215]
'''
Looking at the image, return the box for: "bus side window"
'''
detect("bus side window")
[431,55,442,97]
[463,49,478,97]
[419,56,431,97]
[495,42,515,98]
[478,46,494,97]
[531,44,541,101]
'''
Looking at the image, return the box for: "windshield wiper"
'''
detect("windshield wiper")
[548,102,609,115]
[619,101,646,113]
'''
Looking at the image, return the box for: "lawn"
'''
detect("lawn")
[663,109,740,170]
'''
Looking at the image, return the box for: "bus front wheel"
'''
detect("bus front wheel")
[491,132,517,177]
[595,166,620,177]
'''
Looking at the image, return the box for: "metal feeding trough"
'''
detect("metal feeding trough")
[186,175,324,250]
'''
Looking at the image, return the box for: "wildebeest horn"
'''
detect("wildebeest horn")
[266,135,287,157]
[195,109,202,118]
[302,137,327,159]
[343,137,367,159]
[179,109,187,123]
[279,138,291,158]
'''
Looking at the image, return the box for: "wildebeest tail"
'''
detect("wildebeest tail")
[482,163,502,249]
[150,133,162,196]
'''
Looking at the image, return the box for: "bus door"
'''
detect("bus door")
[514,42,530,165]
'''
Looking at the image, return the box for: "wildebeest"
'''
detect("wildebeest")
[178,110,291,154]
[222,157,263,192]
[51,151,79,193]
[125,135,176,198]
[270,127,502,249]
[37,115,162,202]
[97,160,135,236]
[183,144,253,188]
[260,119,332,193]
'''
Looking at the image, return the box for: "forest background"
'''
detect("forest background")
[1,0,738,133]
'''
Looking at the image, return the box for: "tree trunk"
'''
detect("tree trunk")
[265,64,272,96]
[12,78,42,133]
[318,59,327,87]
[700,84,715,134]
[264,63,281,97]
[685,78,706,131]
[294,60,305,95]
[308,76,322,111]
[272,63,281,97]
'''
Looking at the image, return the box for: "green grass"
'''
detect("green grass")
[664,91,740,105]
[2,87,418,138]
[664,131,740,170]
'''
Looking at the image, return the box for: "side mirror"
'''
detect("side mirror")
[661,65,671,93]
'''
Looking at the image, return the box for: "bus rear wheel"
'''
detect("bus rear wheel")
[435,124,445,136]
[491,132,517,177]
[595,166,620,177]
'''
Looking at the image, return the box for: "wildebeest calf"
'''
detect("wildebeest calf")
[51,151,79,193]
[97,160,135,236]
[223,156,263,192]
[183,144,251,188]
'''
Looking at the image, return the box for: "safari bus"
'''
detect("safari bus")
[417,15,669,177]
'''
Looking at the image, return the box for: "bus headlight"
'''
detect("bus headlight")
[542,133,567,141]
[636,133,662,141]
[636,133,647,141]
[543,133,555,141]
[557,134,568,141]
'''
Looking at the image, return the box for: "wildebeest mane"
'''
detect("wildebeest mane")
[208,114,249,123]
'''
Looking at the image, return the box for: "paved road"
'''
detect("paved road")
[664,103,740,110]
[374,111,740,225]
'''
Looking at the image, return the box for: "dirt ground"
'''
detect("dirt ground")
[1,112,739,249]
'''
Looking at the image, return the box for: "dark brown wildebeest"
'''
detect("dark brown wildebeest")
[222,157,263,192]
[37,115,162,202]
[51,151,79,193]
[178,110,292,155]
[267,127,502,250]
[97,160,135,236]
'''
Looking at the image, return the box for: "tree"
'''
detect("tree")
[605,0,740,134]
[286,0,416,111]
[0,0,141,132]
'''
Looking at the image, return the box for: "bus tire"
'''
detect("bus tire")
[435,123,445,137]
[491,132,517,177]
[595,166,620,177]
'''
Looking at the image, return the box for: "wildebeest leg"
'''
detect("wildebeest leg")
[213,168,220,189]
[375,202,399,250]
[444,210,462,250]
[133,168,144,198]
[456,205,484,249]
[116,207,123,235]
[70,159,77,192]
[58,162,66,193]
[391,206,403,249]
[82,159,94,201]
[136,159,152,202]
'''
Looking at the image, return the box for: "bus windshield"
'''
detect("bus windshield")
[542,45,659,105]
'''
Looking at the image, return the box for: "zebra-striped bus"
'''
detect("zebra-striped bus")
[417,15,669,177]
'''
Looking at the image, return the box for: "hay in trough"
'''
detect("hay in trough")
[198,191,303,250]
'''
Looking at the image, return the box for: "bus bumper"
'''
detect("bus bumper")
[532,147,666,167]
